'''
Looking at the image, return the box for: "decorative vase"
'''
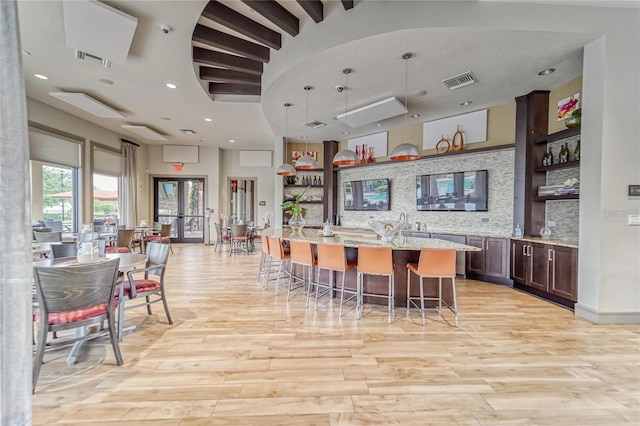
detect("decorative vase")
[288,211,305,235]
[564,114,581,128]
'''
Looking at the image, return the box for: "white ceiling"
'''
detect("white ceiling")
[16,0,629,150]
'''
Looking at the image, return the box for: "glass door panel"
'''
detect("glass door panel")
[154,178,204,243]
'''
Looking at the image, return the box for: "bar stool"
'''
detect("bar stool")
[312,243,357,314]
[288,240,316,301]
[406,249,458,327]
[266,236,291,295]
[357,246,395,323]
[256,233,270,283]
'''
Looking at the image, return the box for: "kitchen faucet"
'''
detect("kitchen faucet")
[399,212,406,223]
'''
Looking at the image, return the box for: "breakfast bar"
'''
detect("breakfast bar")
[262,227,480,308]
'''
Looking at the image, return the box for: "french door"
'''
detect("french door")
[153,177,205,243]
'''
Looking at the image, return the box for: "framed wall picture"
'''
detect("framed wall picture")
[291,150,304,161]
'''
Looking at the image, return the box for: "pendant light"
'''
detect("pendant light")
[295,85,319,170]
[390,52,421,161]
[276,103,297,176]
[333,67,359,166]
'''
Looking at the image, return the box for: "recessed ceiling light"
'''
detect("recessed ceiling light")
[160,117,171,121]
[180,129,196,135]
[205,118,212,122]
[99,78,114,85]
[22,50,31,56]
[460,101,472,106]
[411,113,420,118]
[413,90,427,97]
[166,83,177,89]
[34,74,48,80]
[538,68,555,76]
[229,139,235,143]
[301,136,308,140]
[374,123,383,127]
[342,131,350,135]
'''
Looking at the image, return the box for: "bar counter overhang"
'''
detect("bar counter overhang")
[262,227,480,308]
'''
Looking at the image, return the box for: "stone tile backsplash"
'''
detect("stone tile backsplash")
[337,147,515,237]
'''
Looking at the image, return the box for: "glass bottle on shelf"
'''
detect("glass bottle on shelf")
[361,144,366,164]
[574,139,580,161]
[313,176,317,186]
[546,146,554,166]
[317,176,322,186]
[355,145,360,165]
[367,146,375,163]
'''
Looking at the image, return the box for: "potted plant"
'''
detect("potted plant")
[280,186,309,234]
[565,108,581,128]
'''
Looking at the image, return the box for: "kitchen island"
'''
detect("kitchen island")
[262,227,480,308]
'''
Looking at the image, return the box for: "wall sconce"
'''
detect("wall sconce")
[173,163,183,172]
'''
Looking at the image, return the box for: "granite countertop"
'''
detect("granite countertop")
[263,228,480,251]
[510,236,578,249]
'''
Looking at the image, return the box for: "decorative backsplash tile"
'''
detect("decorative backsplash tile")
[337,148,515,236]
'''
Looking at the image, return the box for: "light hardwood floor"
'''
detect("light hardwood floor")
[32,243,640,425]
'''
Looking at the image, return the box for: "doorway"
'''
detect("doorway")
[153,177,205,243]
[229,178,255,225]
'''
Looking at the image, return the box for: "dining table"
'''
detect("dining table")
[32,252,148,365]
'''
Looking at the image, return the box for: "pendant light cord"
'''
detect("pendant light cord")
[304,86,311,152]
[404,53,410,143]
[284,103,290,163]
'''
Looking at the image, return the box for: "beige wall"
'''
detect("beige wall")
[548,76,583,134]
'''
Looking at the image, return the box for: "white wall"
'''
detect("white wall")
[26,97,149,225]
[220,149,275,229]
[146,145,221,241]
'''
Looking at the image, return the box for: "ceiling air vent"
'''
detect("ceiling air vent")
[74,50,111,68]
[442,71,477,90]
[304,120,326,129]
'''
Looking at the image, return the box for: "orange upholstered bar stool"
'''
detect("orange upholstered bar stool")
[256,233,270,283]
[313,243,357,315]
[357,246,395,323]
[288,240,316,301]
[266,236,291,295]
[406,249,458,327]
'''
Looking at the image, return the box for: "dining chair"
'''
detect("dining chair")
[77,231,99,243]
[42,220,63,232]
[406,249,458,327]
[230,224,248,254]
[50,242,78,258]
[32,258,123,393]
[116,242,173,341]
[144,223,172,253]
[214,222,230,254]
[105,229,134,253]
[34,231,62,243]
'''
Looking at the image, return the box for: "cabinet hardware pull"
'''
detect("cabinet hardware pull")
[548,248,553,261]
[522,245,527,256]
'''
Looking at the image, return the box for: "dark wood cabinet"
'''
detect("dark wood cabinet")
[548,245,577,301]
[466,236,509,282]
[511,239,577,306]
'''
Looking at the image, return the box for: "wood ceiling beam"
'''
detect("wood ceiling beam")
[201,1,281,50]
[341,0,354,11]
[241,1,299,37]
[193,47,263,76]
[193,24,270,63]
[199,67,261,86]
[209,83,262,96]
[296,0,323,23]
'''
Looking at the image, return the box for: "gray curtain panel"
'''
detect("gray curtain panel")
[121,141,139,228]
[1,0,34,422]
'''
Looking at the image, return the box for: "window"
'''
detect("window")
[32,163,77,232]
[92,173,119,225]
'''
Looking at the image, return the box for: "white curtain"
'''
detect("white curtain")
[1,0,33,420]
[120,141,138,228]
